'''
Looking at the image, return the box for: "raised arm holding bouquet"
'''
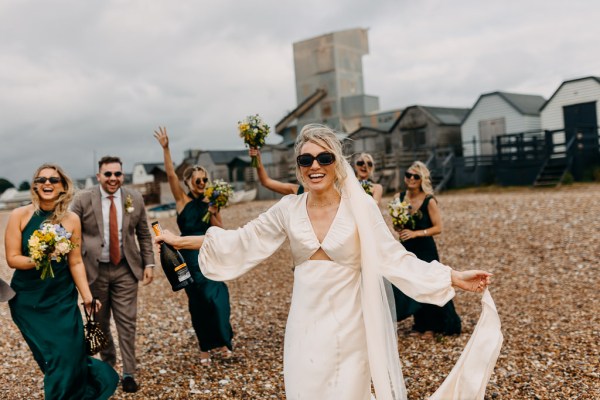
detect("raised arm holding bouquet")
[238,114,270,168]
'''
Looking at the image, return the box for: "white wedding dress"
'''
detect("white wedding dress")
[199,192,501,400]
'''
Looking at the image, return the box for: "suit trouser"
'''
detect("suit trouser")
[91,260,138,375]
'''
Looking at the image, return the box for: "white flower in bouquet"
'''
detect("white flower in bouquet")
[387,198,415,229]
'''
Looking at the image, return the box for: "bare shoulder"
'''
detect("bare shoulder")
[10,204,33,219]
[64,211,81,223]
[61,211,81,230]
[427,196,440,210]
[7,204,34,231]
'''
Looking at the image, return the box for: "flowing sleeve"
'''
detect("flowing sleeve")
[198,195,292,281]
[372,219,455,306]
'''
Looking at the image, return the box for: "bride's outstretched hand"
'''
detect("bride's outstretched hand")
[451,270,492,293]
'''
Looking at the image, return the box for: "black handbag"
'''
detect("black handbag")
[84,298,108,356]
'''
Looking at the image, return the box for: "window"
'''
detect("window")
[402,129,426,150]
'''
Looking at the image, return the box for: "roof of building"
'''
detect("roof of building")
[497,92,546,115]
[422,106,471,125]
[209,150,249,164]
[228,155,252,165]
[390,105,470,130]
[540,76,600,111]
[461,91,546,123]
[346,126,389,140]
[136,162,165,174]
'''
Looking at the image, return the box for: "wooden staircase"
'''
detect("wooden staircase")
[533,156,569,187]
[533,133,576,187]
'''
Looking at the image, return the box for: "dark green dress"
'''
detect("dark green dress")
[177,194,233,351]
[9,209,118,400]
[393,193,461,335]
[296,185,304,195]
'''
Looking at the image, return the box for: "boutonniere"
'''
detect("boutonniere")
[125,195,135,214]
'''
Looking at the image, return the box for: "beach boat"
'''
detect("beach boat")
[229,188,257,204]
[147,202,177,218]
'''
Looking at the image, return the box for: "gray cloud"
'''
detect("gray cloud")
[1,0,599,184]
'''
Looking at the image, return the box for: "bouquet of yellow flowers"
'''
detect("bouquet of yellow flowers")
[28,222,76,279]
[359,180,373,196]
[388,198,416,230]
[202,179,234,223]
[238,114,270,167]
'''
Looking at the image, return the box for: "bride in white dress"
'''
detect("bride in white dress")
[156,124,502,400]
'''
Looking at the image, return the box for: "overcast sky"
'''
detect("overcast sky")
[1,0,599,185]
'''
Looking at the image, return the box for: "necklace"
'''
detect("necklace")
[308,195,340,208]
[308,201,336,207]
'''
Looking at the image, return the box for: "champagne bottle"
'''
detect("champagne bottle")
[151,222,194,291]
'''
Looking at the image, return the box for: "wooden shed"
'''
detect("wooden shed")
[461,92,546,157]
[390,105,469,157]
[539,76,600,181]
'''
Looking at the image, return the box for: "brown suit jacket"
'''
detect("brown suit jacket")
[0,277,15,302]
[71,186,155,284]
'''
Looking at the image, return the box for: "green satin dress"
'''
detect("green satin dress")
[9,209,118,400]
[177,194,233,351]
[393,193,461,335]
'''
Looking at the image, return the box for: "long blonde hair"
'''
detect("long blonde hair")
[294,124,348,194]
[30,164,74,224]
[407,161,434,195]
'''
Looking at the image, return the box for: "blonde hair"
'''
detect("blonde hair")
[407,161,434,195]
[294,124,348,194]
[355,153,375,178]
[183,165,209,188]
[30,164,74,224]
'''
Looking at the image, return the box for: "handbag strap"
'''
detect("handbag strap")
[84,298,98,322]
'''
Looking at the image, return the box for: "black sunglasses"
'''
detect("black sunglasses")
[195,177,209,185]
[405,172,421,180]
[34,176,62,185]
[356,160,373,167]
[103,171,123,178]
[296,152,336,167]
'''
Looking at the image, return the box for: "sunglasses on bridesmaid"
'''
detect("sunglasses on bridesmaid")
[356,160,373,167]
[34,176,62,184]
[404,172,421,180]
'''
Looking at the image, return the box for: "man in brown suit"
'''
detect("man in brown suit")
[71,156,154,393]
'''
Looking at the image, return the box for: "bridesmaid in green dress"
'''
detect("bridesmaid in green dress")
[4,164,118,399]
[154,127,233,365]
[393,161,461,336]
